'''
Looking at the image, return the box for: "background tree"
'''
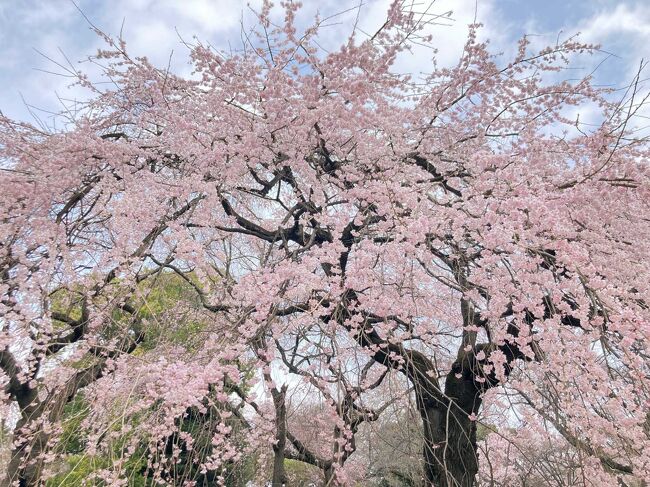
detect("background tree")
[1,1,649,486]
[1,270,258,486]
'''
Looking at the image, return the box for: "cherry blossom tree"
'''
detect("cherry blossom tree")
[1,1,650,486]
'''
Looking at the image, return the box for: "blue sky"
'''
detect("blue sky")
[1,0,649,125]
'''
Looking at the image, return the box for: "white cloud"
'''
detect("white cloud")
[292,0,501,71]
[562,3,650,136]
[579,3,650,39]
[1,0,647,127]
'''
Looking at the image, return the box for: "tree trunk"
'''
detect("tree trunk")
[3,361,107,487]
[4,450,25,487]
[270,385,288,487]
[420,402,478,487]
[417,367,483,487]
[324,465,336,486]
[3,397,46,487]
[3,427,46,487]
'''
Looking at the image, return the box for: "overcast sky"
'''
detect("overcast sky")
[1,0,649,125]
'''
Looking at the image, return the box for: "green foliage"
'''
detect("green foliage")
[58,394,89,455]
[46,271,257,486]
[46,454,100,486]
[133,271,207,352]
[284,458,322,486]
[48,395,148,486]
[49,270,210,351]
[476,422,495,442]
[49,287,84,328]
[45,452,148,487]
[373,469,418,487]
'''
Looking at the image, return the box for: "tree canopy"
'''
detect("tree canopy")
[1,2,649,486]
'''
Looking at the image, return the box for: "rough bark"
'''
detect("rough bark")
[324,465,336,486]
[420,405,477,487]
[270,385,288,487]
[418,371,483,487]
